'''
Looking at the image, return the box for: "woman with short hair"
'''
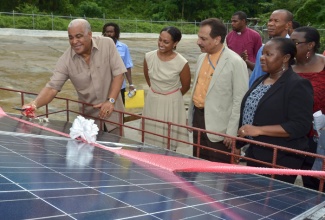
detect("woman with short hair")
[237,38,314,184]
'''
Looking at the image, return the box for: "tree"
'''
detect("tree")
[77,1,103,17]
[0,0,20,11]
[295,0,325,26]
[15,3,40,14]
[36,0,76,15]
[1,0,325,27]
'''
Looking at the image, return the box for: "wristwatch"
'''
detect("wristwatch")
[107,97,115,104]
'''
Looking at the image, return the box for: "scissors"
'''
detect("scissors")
[12,107,27,111]
[12,107,36,118]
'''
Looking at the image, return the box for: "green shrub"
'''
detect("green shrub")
[0,15,13,28]
[77,1,103,18]
[15,3,40,14]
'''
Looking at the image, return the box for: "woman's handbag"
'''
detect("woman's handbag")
[124,89,145,109]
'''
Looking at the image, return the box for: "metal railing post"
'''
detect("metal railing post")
[319,159,325,191]
[197,130,201,157]
[141,117,145,143]
[51,12,54,30]
[167,122,171,150]
[32,11,35,29]
[119,111,123,136]
[66,100,69,122]
[12,10,15,28]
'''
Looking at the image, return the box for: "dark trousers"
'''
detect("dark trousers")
[192,106,231,163]
[245,147,305,184]
[301,137,323,191]
[121,88,126,105]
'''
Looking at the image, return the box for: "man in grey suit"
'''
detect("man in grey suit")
[188,18,248,163]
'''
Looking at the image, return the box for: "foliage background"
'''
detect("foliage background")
[0,0,324,51]
[1,0,324,26]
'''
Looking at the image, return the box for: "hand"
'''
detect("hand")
[127,88,137,98]
[93,101,115,119]
[129,84,135,91]
[186,119,193,133]
[21,101,37,118]
[240,50,248,61]
[223,137,233,149]
[237,125,261,137]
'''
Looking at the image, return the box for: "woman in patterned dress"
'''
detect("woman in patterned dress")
[237,38,313,184]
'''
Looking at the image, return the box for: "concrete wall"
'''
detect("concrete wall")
[0,28,197,39]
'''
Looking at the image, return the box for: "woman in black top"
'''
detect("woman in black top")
[237,38,314,184]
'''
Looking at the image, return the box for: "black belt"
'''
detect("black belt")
[194,106,204,113]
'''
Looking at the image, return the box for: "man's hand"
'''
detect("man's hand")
[223,137,241,163]
[21,101,37,118]
[186,119,193,133]
[240,50,248,61]
[93,101,115,118]
[223,137,233,149]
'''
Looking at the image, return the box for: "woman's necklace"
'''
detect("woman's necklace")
[268,68,287,81]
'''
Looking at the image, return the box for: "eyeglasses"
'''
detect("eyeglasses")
[293,41,308,45]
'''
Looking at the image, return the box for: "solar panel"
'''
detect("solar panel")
[1,113,325,219]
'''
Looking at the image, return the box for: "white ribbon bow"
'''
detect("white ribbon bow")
[69,115,99,143]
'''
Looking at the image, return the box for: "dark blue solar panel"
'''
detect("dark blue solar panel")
[1,115,325,219]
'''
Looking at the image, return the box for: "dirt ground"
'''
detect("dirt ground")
[0,33,200,115]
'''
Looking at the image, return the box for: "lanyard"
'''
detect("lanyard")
[208,46,225,70]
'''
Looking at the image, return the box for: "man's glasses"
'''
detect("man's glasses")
[293,41,308,45]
